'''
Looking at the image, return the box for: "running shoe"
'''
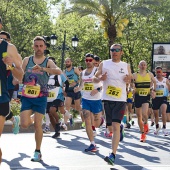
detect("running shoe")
[151,122,154,126]
[162,128,169,136]
[52,132,60,138]
[144,123,149,134]
[31,151,42,162]
[93,130,97,137]
[43,125,51,134]
[140,133,146,142]
[104,153,115,165]
[104,131,113,138]
[64,110,70,124]
[60,122,67,131]
[120,124,125,142]
[81,122,85,129]
[69,115,74,127]
[84,144,97,152]
[131,120,135,126]
[12,115,20,135]
[126,122,131,129]
[154,126,161,135]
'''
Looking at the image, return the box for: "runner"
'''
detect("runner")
[94,43,131,165]
[20,36,61,162]
[133,60,156,142]
[152,66,170,136]
[0,16,24,163]
[74,53,103,152]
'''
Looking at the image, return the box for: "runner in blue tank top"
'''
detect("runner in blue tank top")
[0,16,23,164]
[64,58,83,125]
[20,36,61,162]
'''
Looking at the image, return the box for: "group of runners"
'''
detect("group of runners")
[0,16,170,166]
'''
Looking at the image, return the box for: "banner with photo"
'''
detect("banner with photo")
[152,43,170,77]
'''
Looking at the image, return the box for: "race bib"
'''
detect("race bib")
[47,86,59,102]
[0,80,1,96]
[139,89,149,96]
[69,79,75,84]
[22,85,40,98]
[167,96,170,102]
[127,91,133,99]
[156,90,164,97]
[106,85,122,98]
[84,83,94,91]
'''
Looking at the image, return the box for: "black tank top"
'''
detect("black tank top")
[0,40,10,103]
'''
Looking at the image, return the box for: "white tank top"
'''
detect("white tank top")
[155,77,169,97]
[47,75,62,102]
[102,59,128,102]
[82,67,102,100]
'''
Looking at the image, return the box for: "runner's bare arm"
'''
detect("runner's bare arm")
[150,72,156,90]
[93,62,103,83]
[43,59,62,75]
[6,44,24,81]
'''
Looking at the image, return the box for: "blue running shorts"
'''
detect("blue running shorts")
[21,96,47,114]
[82,98,103,114]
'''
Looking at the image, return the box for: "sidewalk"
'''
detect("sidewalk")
[3,116,83,133]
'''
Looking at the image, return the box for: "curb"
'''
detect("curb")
[3,119,83,133]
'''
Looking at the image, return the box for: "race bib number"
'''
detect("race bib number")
[106,85,122,98]
[156,90,164,97]
[167,96,170,102]
[22,85,40,98]
[127,91,133,99]
[0,80,1,96]
[84,83,94,91]
[139,89,149,96]
[69,79,74,84]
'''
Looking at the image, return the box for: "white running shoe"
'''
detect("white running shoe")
[154,126,161,135]
[43,125,51,134]
[162,128,169,136]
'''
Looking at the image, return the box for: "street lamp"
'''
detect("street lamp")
[44,31,79,70]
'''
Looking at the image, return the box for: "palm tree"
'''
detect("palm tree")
[64,0,160,47]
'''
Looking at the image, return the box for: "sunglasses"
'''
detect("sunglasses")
[85,59,93,62]
[156,71,162,73]
[1,38,7,41]
[110,48,121,52]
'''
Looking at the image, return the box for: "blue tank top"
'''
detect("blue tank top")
[0,40,10,103]
[23,56,49,97]
[65,67,79,91]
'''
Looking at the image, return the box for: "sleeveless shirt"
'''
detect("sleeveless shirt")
[102,59,128,102]
[22,56,49,98]
[0,40,10,103]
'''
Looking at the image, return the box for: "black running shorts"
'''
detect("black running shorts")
[0,102,10,117]
[103,100,126,125]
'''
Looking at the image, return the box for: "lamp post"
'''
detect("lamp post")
[46,31,79,70]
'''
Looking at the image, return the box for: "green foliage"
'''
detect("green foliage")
[10,99,21,116]
[0,0,53,58]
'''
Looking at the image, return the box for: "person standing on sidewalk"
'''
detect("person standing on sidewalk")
[133,60,156,142]
[93,44,131,165]
[0,16,24,164]
[20,36,61,162]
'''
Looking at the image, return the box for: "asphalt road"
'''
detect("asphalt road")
[0,118,170,170]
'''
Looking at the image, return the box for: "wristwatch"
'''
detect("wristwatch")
[7,63,16,70]
[96,87,101,92]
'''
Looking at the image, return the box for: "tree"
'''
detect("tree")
[64,0,160,47]
[0,0,53,57]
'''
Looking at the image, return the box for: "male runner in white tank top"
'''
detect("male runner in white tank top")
[93,44,131,165]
